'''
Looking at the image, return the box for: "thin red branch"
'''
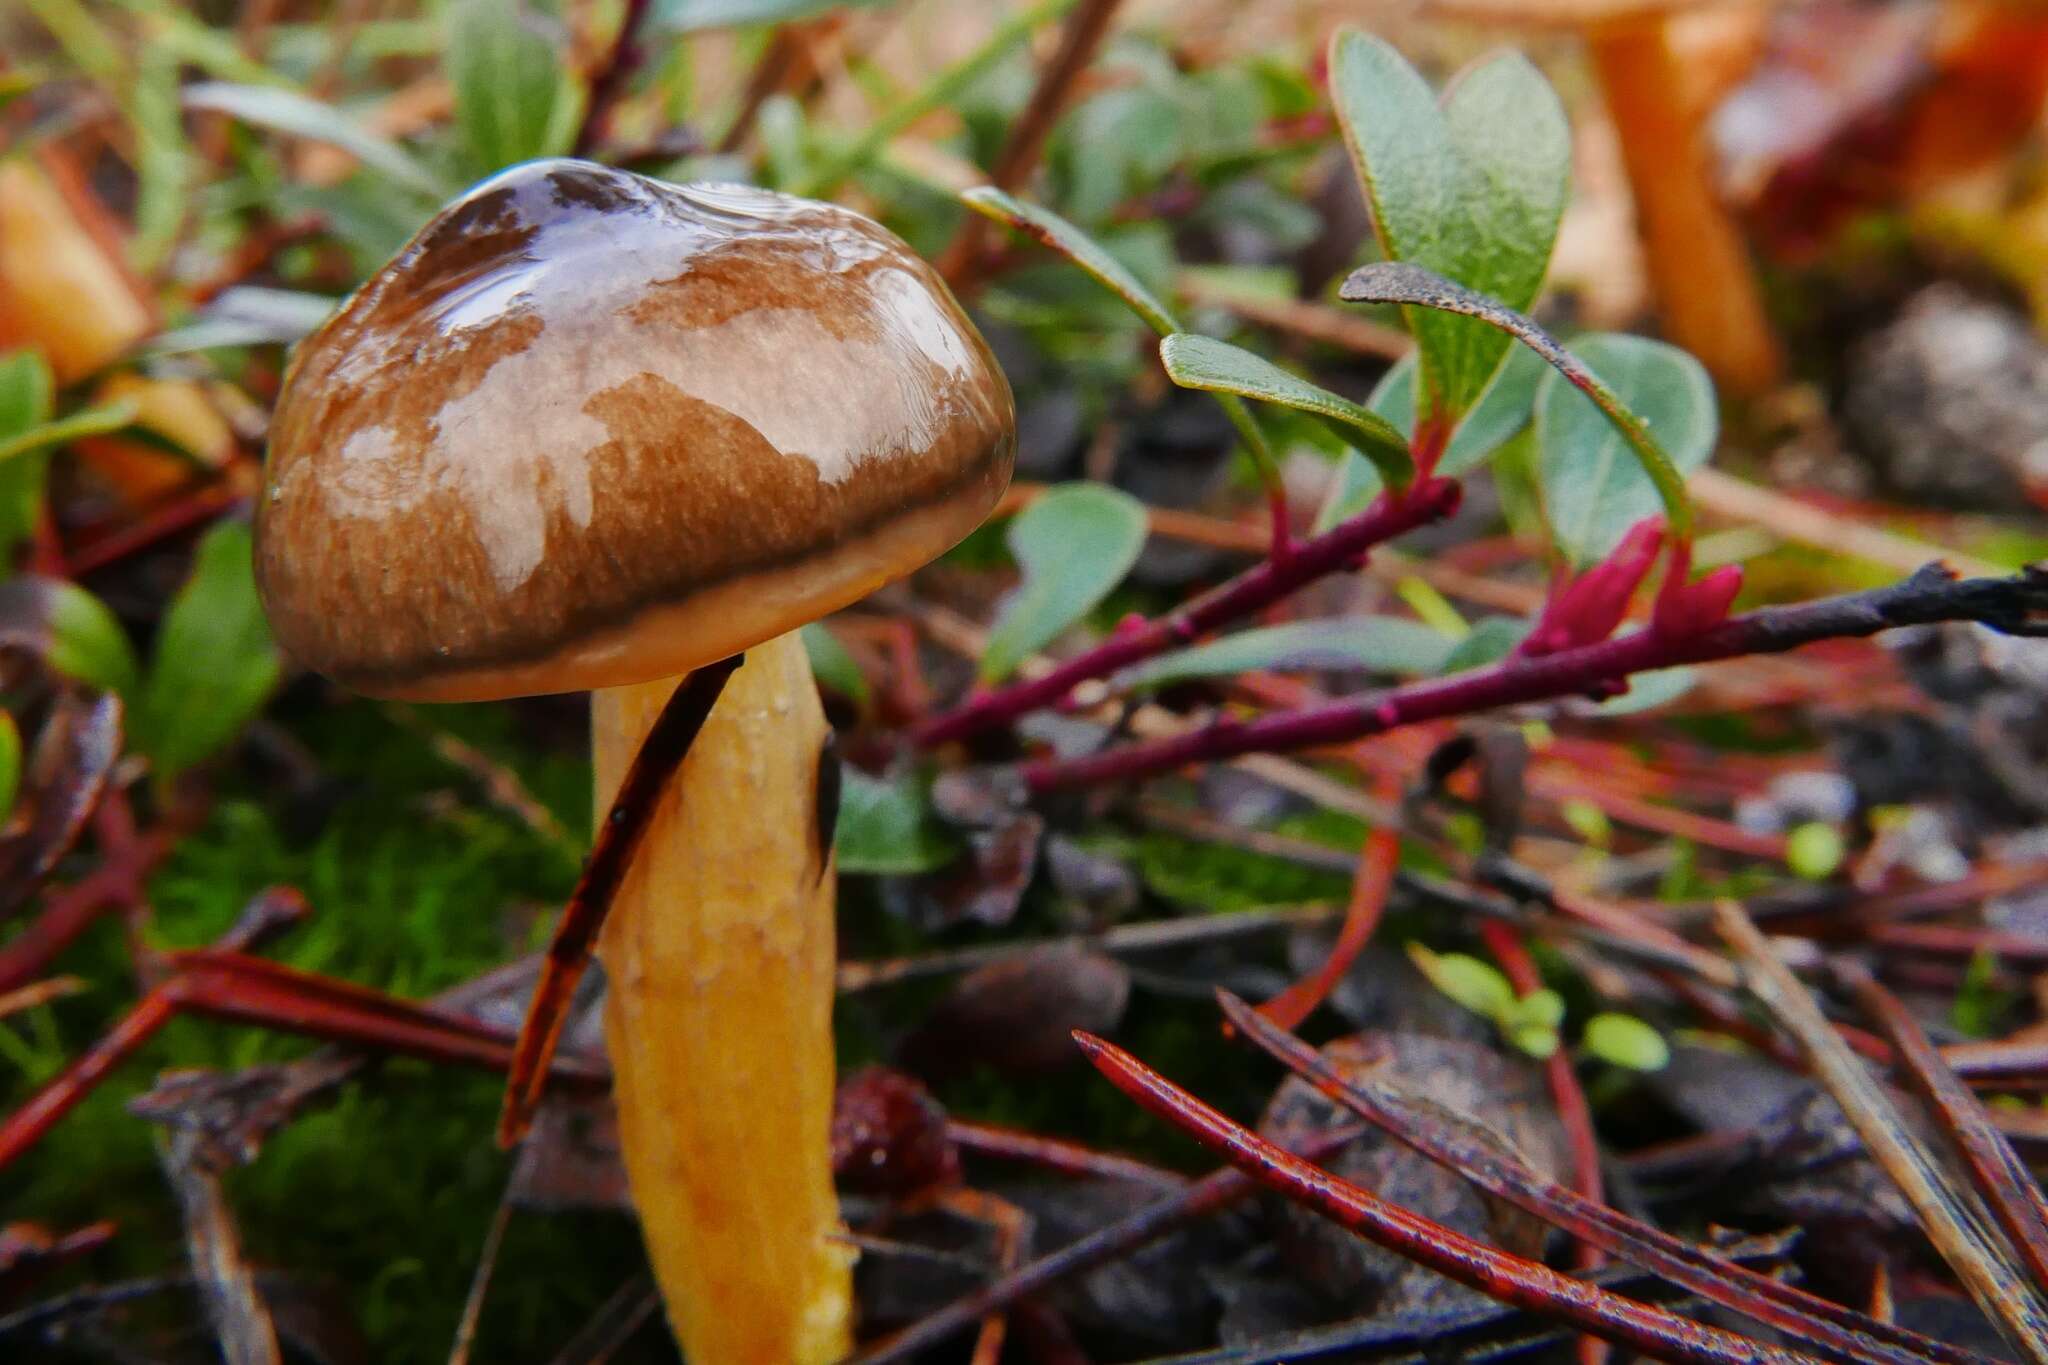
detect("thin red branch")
[571,0,654,159]
[1026,565,2048,790]
[1257,772,1399,1030]
[1075,1030,1829,1365]
[913,478,1461,747]
[943,1117,1186,1190]
[1215,991,1986,1365]
[1478,918,1607,1324]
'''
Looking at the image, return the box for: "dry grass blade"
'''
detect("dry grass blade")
[1076,1031,1831,1365]
[158,1126,281,1365]
[1836,958,2048,1291]
[1714,900,2048,1365]
[1216,990,1992,1365]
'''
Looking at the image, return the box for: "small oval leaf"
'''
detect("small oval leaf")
[836,767,959,875]
[1161,333,1411,488]
[1583,1012,1671,1071]
[0,711,22,822]
[981,484,1147,684]
[1536,333,1717,568]
[134,520,281,776]
[1408,943,1515,1021]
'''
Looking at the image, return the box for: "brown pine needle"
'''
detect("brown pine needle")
[1714,900,2048,1365]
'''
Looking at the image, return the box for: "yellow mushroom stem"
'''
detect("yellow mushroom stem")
[1586,16,1784,396]
[592,630,853,1365]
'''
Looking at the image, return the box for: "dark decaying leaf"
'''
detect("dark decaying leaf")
[905,767,1047,930]
[1256,1033,1565,1315]
[899,945,1131,1079]
[0,690,122,920]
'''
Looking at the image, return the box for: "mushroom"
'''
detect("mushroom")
[255,159,1015,1363]
[1422,0,1784,394]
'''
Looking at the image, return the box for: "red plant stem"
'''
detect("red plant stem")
[847,1126,1363,1363]
[1837,959,2048,1292]
[0,889,309,1170]
[1075,1031,1826,1365]
[64,482,243,578]
[1026,565,2048,790]
[1215,992,1986,1365]
[912,478,1462,747]
[0,808,174,996]
[943,1117,1186,1191]
[1484,920,1609,1365]
[1257,773,1400,1030]
[1477,921,1607,1297]
[0,928,605,1171]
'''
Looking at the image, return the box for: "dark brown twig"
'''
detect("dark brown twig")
[843,1126,1362,1364]
[498,654,741,1146]
[571,0,654,158]
[939,0,1127,288]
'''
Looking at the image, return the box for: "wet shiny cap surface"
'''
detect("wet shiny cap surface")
[257,159,1015,701]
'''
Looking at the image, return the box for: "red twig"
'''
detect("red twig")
[943,1117,1186,1190]
[1257,772,1400,1030]
[1477,918,1608,1333]
[1075,1030,1830,1365]
[1215,991,1988,1365]
[0,891,605,1171]
[1025,565,2048,790]
[913,478,1461,748]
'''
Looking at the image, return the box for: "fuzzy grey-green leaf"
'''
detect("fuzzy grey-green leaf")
[982,484,1148,683]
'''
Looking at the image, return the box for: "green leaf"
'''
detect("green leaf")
[130,44,189,271]
[1317,343,1547,531]
[446,0,581,175]
[1509,1021,1561,1059]
[1342,263,1710,552]
[43,581,140,697]
[967,193,1279,481]
[133,521,281,776]
[1583,1013,1671,1071]
[1328,31,1568,421]
[1161,334,1412,489]
[184,82,446,199]
[1512,988,1565,1030]
[1408,944,1514,1021]
[963,186,1179,334]
[0,401,138,467]
[801,621,868,707]
[1786,821,1845,881]
[147,287,341,355]
[981,484,1147,683]
[1436,616,1530,674]
[1113,617,1456,693]
[0,352,54,435]
[835,768,958,875]
[0,711,20,821]
[1592,666,1698,716]
[1535,333,1717,567]
[653,0,885,32]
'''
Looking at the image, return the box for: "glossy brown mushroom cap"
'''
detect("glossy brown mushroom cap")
[257,160,1015,701]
